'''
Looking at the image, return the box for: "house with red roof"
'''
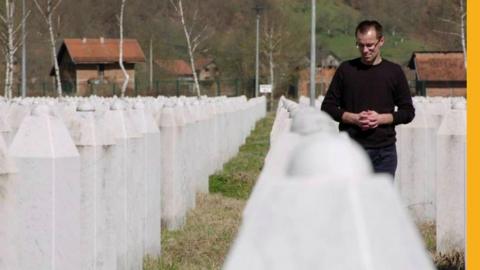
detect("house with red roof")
[156,58,218,81]
[408,51,466,97]
[296,52,341,98]
[51,38,145,96]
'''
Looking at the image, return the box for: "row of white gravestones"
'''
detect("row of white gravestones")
[0,135,17,270]
[0,95,266,270]
[298,95,323,109]
[297,95,466,254]
[224,97,435,270]
[395,96,466,254]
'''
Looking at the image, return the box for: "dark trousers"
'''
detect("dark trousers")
[364,144,397,178]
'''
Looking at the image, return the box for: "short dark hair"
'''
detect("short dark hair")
[355,20,383,38]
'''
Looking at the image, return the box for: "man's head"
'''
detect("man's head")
[355,20,384,65]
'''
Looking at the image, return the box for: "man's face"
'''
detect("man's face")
[356,28,384,65]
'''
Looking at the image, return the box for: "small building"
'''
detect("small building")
[156,59,193,81]
[408,51,466,97]
[51,38,145,96]
[156,58,218,81]
[297,52,341,97]
[196,58,219,80]
[155,58,221,96]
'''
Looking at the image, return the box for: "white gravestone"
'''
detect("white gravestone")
[103,100,143,270]
[395,107,438,224]
[0,135,17,270]
[436,104,466,254]
[131,102,162,257]
[159,105,187,230]
[67,101,117,270]
[225,179,435,270]
[9,104,82,270]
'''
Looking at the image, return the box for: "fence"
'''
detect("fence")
[2,79,243,98]
[414,80,466,96]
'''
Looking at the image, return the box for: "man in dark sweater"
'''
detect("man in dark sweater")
[321,20,415,177]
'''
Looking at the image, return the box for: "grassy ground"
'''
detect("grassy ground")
[144,113,275,270]
[146,111,463,270]
[209,113,274,200]
[418,222,465,270]
[145,194,245,270]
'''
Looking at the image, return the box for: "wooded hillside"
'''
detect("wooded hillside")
[1,0,465,95]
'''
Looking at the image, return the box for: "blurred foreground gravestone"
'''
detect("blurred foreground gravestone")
[225,97,436,270]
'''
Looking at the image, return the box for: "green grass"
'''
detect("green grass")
[418,222,436,254]
[146,194,246,270]
[418,222,465,270]
[143,112,276,270]
[209,113,275,200]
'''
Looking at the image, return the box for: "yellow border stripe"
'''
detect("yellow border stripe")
[467,0,478,269]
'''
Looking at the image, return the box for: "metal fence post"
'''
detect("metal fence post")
[135,80,138,96]
[216,79,221,96]
[419,80,426,96]
[156,80,160,96]
[176,80,180,96]
[112,83,116,96]
[235,79,239,96]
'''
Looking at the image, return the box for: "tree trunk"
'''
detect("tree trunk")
[119,0,129,98]
[268,28,275,90]
[21,0,27,97]
[187,43,201,97]
[2,0,16,99]
[7,20,14,99]
[177,0,200,97]
[460,0,466,68]
[268,27,275,110]
[47,14,62,97]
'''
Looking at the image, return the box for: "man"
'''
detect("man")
[321,20,414,177]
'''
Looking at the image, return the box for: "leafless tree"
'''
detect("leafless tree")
[0,0,30,99]
[262,21,283,93]
[169,0,210,97]
[118,0,129,97]
[459,0,466,68]
[434,0,466,68]
[32,0,63,97]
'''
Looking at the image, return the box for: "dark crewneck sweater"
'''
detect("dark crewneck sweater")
[321,58,415,148]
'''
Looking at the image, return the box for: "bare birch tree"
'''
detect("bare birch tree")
[118,0,129,97]
[458,0,466,68]
[0,0,30,99]
[32,0,63,97]
[434,0,466,68]
[263,23,282,92]
[169,0,210,97]
[262,16,283,109]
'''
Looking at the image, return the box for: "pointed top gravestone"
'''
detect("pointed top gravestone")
[286,133,373,179]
